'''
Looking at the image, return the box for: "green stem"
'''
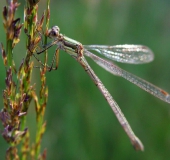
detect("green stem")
[6,39,13,67]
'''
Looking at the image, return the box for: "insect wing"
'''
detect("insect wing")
[84,45,154,64]
[84,50,170,103]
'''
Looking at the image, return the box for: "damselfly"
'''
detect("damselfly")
[32,26,170,151]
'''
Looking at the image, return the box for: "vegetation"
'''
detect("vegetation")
[0,0,170,159]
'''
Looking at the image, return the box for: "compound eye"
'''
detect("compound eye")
[51,30,57,36]
[48,26,60,38]
[52,26,60,32]
[48,30,56,38]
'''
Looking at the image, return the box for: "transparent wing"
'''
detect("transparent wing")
[83,45,154,64]
[84,50,170,103]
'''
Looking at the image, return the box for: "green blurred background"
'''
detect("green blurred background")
[1,0,170,159]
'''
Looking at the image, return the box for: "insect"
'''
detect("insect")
[32,26,170,151]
